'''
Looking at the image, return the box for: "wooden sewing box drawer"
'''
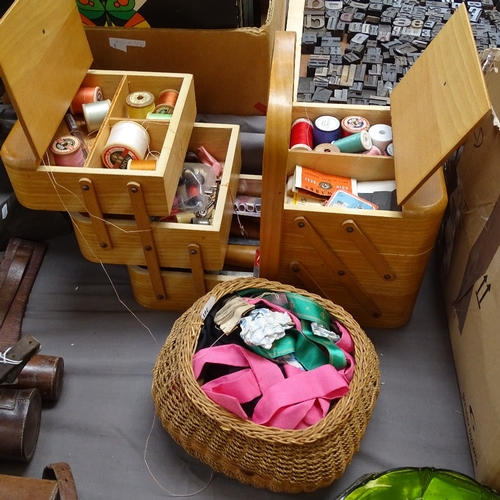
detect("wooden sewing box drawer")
[259,3,492,327]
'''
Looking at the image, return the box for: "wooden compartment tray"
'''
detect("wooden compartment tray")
[71,122,241,271]
[0,0,196,217]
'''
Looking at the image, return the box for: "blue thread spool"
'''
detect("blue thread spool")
[313,115,341,146]
[333,130,372,153]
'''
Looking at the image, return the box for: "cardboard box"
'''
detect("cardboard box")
[437,48,500,492]
[83,0,287,116]
[258,5,490,328]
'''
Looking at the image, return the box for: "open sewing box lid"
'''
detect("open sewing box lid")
[390,3,490,206]
[0,0,92,162]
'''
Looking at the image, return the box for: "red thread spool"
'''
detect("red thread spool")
[154,89,179,114]
[290,118,314,151]
[50,136,85,167]
[70,86,103,115]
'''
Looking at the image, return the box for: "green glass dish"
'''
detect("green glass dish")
[335,467,500,500]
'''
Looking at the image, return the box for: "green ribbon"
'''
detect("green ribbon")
[236,289,347,371]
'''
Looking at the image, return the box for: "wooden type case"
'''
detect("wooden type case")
[259,4,491,328]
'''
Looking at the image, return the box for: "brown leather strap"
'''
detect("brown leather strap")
[42,462,79,500]
[0,238,46,350]
[0,242,33,326]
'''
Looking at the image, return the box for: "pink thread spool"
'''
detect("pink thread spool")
[50,136,85,167]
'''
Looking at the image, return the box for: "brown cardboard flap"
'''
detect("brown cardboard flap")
[0,0,92,161]
[391,4,490,206]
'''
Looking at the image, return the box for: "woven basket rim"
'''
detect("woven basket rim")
[154,277,379,443]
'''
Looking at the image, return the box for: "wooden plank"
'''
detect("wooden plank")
[260,31,296,280]
[0,0,92,161]
[392,4,491,205]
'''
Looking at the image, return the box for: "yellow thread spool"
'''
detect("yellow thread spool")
[126,91,155,119]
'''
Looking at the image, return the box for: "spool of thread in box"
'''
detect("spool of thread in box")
[126,91,155,119]
[368,124,393,152]
[82,99,111,133]
[290,118,314,150]
[146,112,173,121]
[127,159,157,171]
[313,115,341,145]
[333,130,372,153]
[70,86,103,115]
[314,143,340,154]
[363,145,382,156]
[101,120,150,169]
[154,89,179,114]
[341,115,370,137]
[50,135,85,167]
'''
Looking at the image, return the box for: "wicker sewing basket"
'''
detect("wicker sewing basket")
[151,278,380,493]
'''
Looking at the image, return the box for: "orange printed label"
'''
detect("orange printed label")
[293,166,356,197]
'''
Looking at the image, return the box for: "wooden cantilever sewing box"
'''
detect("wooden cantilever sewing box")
[259,3,491,328]
[0,0,492,323]
[0,0,243,310]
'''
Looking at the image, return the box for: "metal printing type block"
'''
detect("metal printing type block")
[298,77,316,94]
[368,63,382,76]
[312,87,333,102]
[346,42,366,56]
[325,0,343,10]
[304,14,326,29]
[326,16,339,30]
[353,12,367,22]
[329,88,349,103]
[333,21,346,36]
[350,32,370,44]
[350,2,369,10]
[354,63,367,81]
[343,51,361,64]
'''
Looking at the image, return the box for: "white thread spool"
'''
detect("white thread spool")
[83,99,112,133]
[368,124,393,152]
[101,121,150,169]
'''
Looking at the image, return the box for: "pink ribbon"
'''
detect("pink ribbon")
[197,146,223,177]
[193,344,350,430]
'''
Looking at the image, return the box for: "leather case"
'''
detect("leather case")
[0,387,42,462]
[4,354,64,402]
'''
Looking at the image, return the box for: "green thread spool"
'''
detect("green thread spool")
[146,112,173,120]
[333,130,372,153]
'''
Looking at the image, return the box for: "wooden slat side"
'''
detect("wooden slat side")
[260,31,296,280]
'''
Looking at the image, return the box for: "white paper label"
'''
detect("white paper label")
[109,38,146,53]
